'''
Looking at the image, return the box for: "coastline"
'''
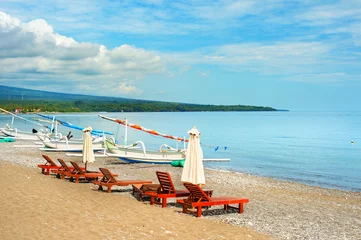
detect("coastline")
[0,140,360,240]
[208,167,361,193]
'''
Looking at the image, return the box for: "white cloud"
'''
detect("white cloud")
[110,44,163,72]
[285,72,361,83]
[173,41,332,76]
[113,82,143,95]
[186,1,254,21]
[22,19,54,33]
[2,0,361,93]
[0,11,165,97]
[324,23,361,46]
[295,1,361,26]
[0,11,20,29]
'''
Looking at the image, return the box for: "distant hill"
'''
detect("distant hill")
[0,85,138,102]
[0,85,279,112]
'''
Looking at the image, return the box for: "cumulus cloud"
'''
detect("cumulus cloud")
[113,82,143,95]
[0,11,164,96]
[172,41,332,77]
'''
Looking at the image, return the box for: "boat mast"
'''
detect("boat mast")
[11,116,14,128]
[124,118,128,147]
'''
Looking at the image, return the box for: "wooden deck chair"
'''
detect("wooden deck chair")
[51,159,76,179]
[144,171,190,208]
[37,155,59,175]
[132,183,161,201]
[70,161,98,174]
[177,182,249,218]
[92,168,152,193]
[67,161,106,183]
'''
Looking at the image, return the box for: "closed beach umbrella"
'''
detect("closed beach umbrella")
[82,126,95,170]
[181,126,205,185]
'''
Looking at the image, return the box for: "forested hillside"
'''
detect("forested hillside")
[0,85,277,112]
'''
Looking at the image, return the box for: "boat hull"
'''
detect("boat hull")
[0,127,41,140]
[39,135,105,152]
[105,140,185,164]
[118,157,179,164]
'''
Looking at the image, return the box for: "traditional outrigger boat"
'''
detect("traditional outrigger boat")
[0,124,43,140]
[36,114,112,152]
[38,134,106,152]
[0,108,51,140]
[99,114,187,164]
[104,138,186,164]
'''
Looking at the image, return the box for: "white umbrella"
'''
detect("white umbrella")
[181,126,205,185]
[82,126,95,171]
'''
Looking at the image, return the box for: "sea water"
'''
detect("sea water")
[1,111,360,192]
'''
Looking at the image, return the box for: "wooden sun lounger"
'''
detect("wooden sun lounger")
[51,159,77,179]
[143,171,190,208]
[39,155,83,176]
[132,183,161,201]
[177,182,249,218]
[66,161,107,183]
[92,168,152,193]
[37,155,60,175]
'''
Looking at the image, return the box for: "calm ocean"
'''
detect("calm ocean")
[1,111,360,192]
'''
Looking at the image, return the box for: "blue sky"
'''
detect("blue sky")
[1,0,361,111]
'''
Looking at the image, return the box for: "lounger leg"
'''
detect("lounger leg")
[162,198,167,208]
[182,204,188,213]
[196,207,202,217]
[239,203,244,213]
[46,168,50,175]
[107,186,112,193]
[224,204,229,211]
[150,196,154,205]
[75,177,79,183]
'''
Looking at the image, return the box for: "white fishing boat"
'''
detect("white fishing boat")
[99,114,187,164]
[0,108,51,140]
[38,134,106,152]
[104,137,185,164]
[36,113,113,152]
[0,124,42,140]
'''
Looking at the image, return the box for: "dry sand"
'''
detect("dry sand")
[0,140,360,240]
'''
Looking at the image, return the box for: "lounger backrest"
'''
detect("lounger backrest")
[42,155,57,166]
[70,161,85,174]
[183,182,211,202]
[156,171,176,194]
[99,168,117,183]
[58,159,71,172]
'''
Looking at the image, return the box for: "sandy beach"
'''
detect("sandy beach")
[0,140,360,240]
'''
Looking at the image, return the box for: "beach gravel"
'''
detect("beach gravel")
[0,140,360,240]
